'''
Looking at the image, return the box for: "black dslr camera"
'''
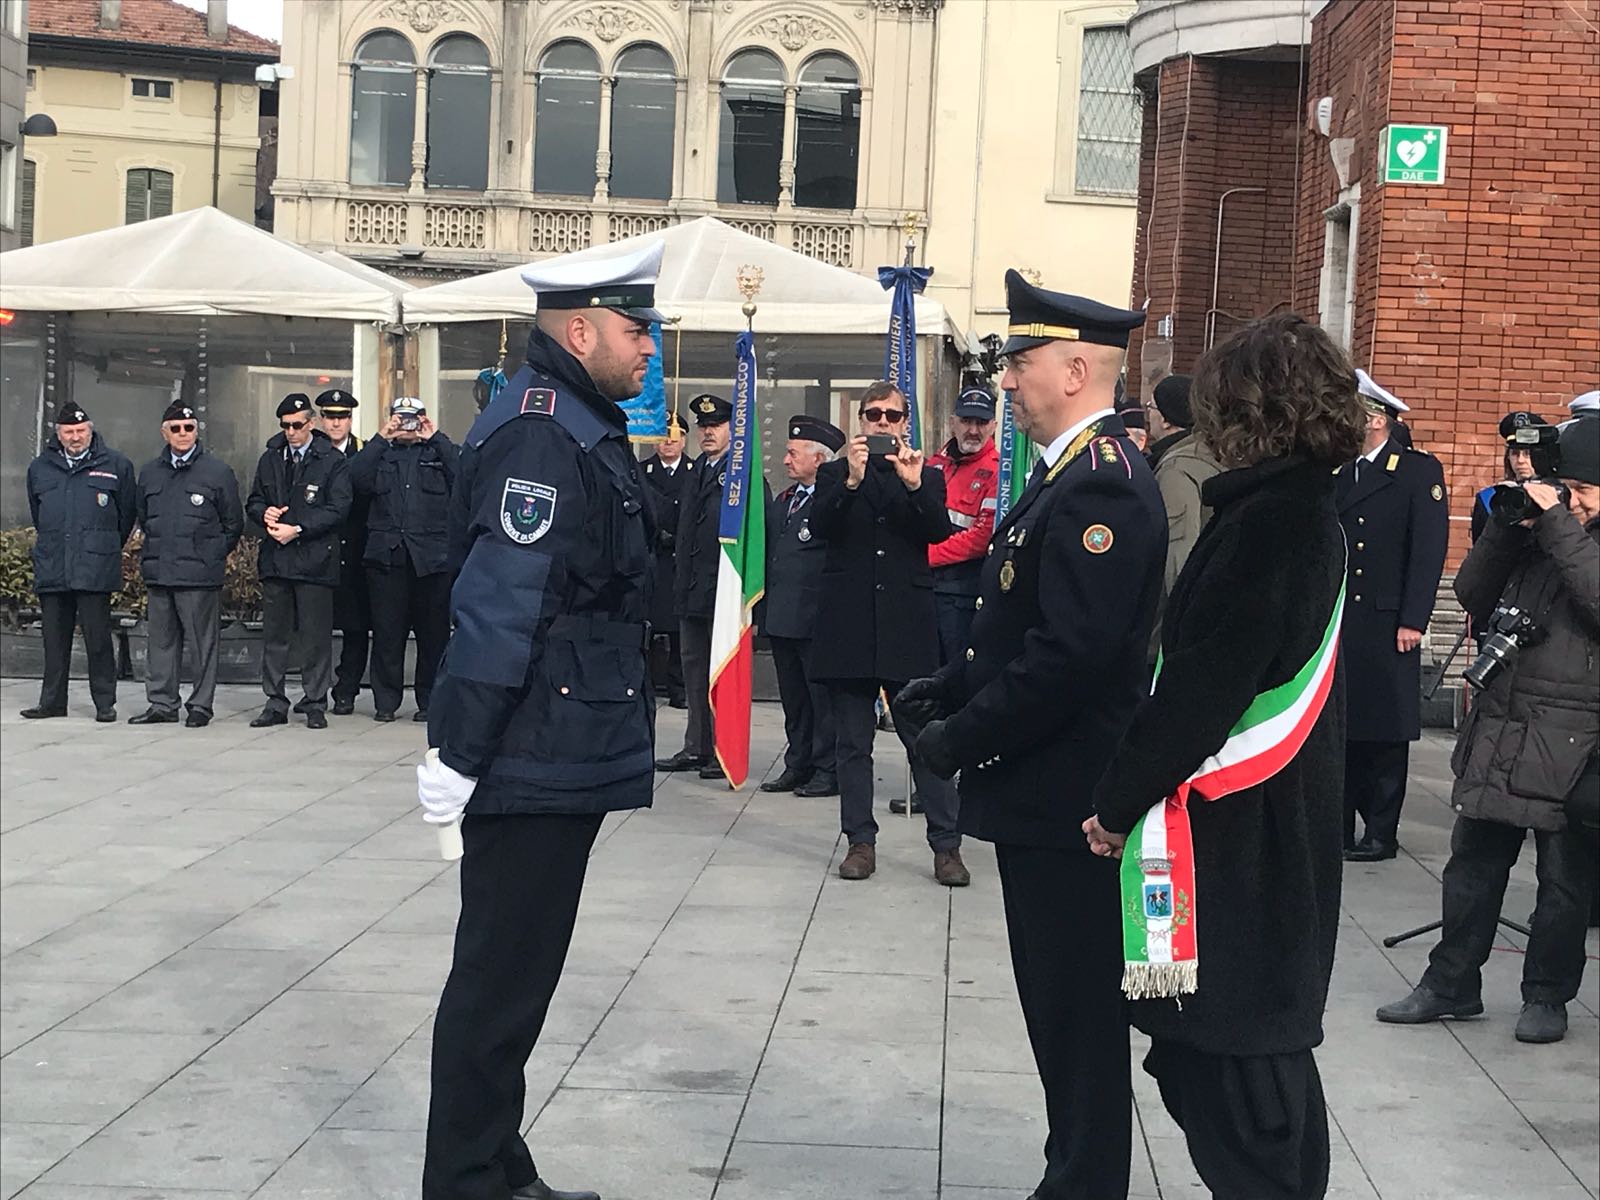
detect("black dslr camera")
[1488,425,1566,526]
[1462,605,1545,691]
[1488,479,1571,526]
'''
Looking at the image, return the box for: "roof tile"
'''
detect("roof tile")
[30,0,279,57]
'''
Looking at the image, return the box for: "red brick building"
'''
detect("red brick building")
[1127,0,1599,564]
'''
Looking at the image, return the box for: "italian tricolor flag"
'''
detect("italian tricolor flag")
[709,330,765,788]
[1120,570,1346,999]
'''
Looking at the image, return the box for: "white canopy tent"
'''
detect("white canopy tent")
[401,217,958,343]
[0,206,409,322]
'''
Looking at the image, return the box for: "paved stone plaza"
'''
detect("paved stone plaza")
[1,680,1595,1200]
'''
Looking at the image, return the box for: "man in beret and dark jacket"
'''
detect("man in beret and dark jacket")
[127,403,244,728]
[23,403,138,722]
[245,393,353,729]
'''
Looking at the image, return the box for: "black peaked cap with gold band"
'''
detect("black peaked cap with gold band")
[520,240,669,326]
[690,393,732,426]
[1001,269,1146,356]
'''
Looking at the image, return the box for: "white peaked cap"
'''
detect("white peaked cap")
[520,241,664,298]
[1570,390,1599,414]
[1355,369,1409,414]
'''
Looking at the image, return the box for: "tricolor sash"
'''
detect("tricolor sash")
[1120,569,1346,999]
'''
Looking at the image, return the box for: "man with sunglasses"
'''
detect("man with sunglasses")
[245,393,353,729]
[127,403,243,728]
[806,381,965,885]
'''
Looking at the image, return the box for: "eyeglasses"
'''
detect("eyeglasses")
[861,407,907,424]
[280,419,309,431]
[165,423,197,433]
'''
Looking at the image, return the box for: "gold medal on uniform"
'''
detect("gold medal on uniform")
[999,560,1016,593]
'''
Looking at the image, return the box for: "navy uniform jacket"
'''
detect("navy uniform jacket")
[807,457,952,684]
[427,327,657,816]
[329,435,370,630]
[762,481,828,641]
[1334,438,1449,742]
[245,430,353,587]
[27,432,137,594]
[641,451,694,631]
[932,416,1166,849]
[349,433,460,576]
[135,444,243,589]
[674,451,725,620]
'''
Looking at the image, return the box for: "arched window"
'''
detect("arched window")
[794,53,860,210]
[350,31,416,187]
[426,34,491,190]
[717,49,784,206]
[534,41,601,196]
[609,44,675,201]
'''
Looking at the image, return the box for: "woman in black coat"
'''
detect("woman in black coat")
[1087,314,1366,1200]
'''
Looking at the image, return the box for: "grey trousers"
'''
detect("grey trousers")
[678,615,714,758]
[261,579,334,715]
[144,586,222,717]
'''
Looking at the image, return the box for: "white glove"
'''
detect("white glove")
[418,749,477,826]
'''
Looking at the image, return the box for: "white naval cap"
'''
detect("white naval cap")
[1570,389,1599,416]
[520,240,668,325]
[1355,368,1409,414]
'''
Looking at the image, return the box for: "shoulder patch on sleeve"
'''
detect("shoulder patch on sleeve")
[1083,524,1114,554]
[1430,483,1444,501]
[501,478,558,544]
[520,388,557,417]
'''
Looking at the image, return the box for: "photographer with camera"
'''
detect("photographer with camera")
[1469,412,1557,543]
[1378,417,1599,1044]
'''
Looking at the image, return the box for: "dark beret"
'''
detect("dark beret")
[162,402,197,424]
[276,393,313,419]
[55,402,91,426]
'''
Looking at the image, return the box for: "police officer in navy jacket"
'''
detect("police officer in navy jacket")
[22,403,137,722]
[1336,370,1449,861]
[417,242,666,1200]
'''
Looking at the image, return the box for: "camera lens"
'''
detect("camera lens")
[1463,631,1518,692]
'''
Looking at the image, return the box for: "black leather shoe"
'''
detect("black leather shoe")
[1344,839,1399,862]
[1515,1001,1567,1044]
[373,711,397,723]
[698,763,727,781]
[1375,984,1484,1024]
[889,793,924,815]
[95,708,116,723]
[655,750,707,772]
[331,699,355,716]
[20,706,67,719]
[250,709,288,728]
[128,707,179,725]
[795,772,839,797]
[185,712,210,728]
[412,708,429,722]
[511,1177,600,1200]
[759,767,812,793]
[306,711,328,730]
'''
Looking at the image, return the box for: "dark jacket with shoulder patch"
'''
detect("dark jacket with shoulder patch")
[27,433,138,594]
[1095,455,1347,1057]
[135,444,244,589]
[244,430,353,586]
[1448,511,1600,831]
[349,432,460,576]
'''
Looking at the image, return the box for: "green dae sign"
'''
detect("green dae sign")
[1380,124,1448,186]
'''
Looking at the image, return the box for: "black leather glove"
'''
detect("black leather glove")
[894,676,949,730]
[916,719,960,780]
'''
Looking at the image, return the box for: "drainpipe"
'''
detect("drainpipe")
[211,75,223,206]
[1207,186,1266,351]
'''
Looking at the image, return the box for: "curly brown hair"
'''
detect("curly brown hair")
[1191,313,1365,468]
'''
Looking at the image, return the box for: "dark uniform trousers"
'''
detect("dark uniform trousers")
[1344,740,1410,850]
[366,555,451,714]
[260,579,334,714]
[933,593,978,667]
[1422,815,1597,1005]
[678,615,714,758]
[832,680,959,852]
[768,635,834,777]
[332,579,370,707]
[39,592,116,712]
[424,812,603,1200]
[144,586,222,717]
[996,843,1131,1200]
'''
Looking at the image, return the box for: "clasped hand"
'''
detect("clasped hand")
[262,506,298,545]
[1082,815,1127,860]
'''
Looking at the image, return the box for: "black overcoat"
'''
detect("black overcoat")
[135,444,243,589]
[1333,438,1448,741]
[673,452,724,620]
[330,435,371,630]
[349,432,460,576]
[1094,455,1347,1057]
[931,417,1164,847]
[807,456,951,683]
[244,429,353,586]
[762,482,828,641]
[27,433,138,594]
[641,451,694,630]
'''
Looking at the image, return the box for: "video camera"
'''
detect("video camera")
[1488,479,1570,526]
[1462,605,1546,691]
[1487,424,1565,525]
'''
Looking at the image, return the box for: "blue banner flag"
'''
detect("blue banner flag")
[620,322,669,441]
[878,264,933,450]
[996,389,1038,521]
[719,330,759,541]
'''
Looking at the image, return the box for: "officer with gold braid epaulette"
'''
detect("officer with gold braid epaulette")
[416,243,666,1200]
[899,271,1166,1200]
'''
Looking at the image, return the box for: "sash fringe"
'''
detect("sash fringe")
[1122,959,1198,1000]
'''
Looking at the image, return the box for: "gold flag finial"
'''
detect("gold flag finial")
[736,264,765,326]
[1019,267,1044,287]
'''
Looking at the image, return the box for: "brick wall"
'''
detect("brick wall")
[1298,0,1600,566]
[1128,55,1306,399]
